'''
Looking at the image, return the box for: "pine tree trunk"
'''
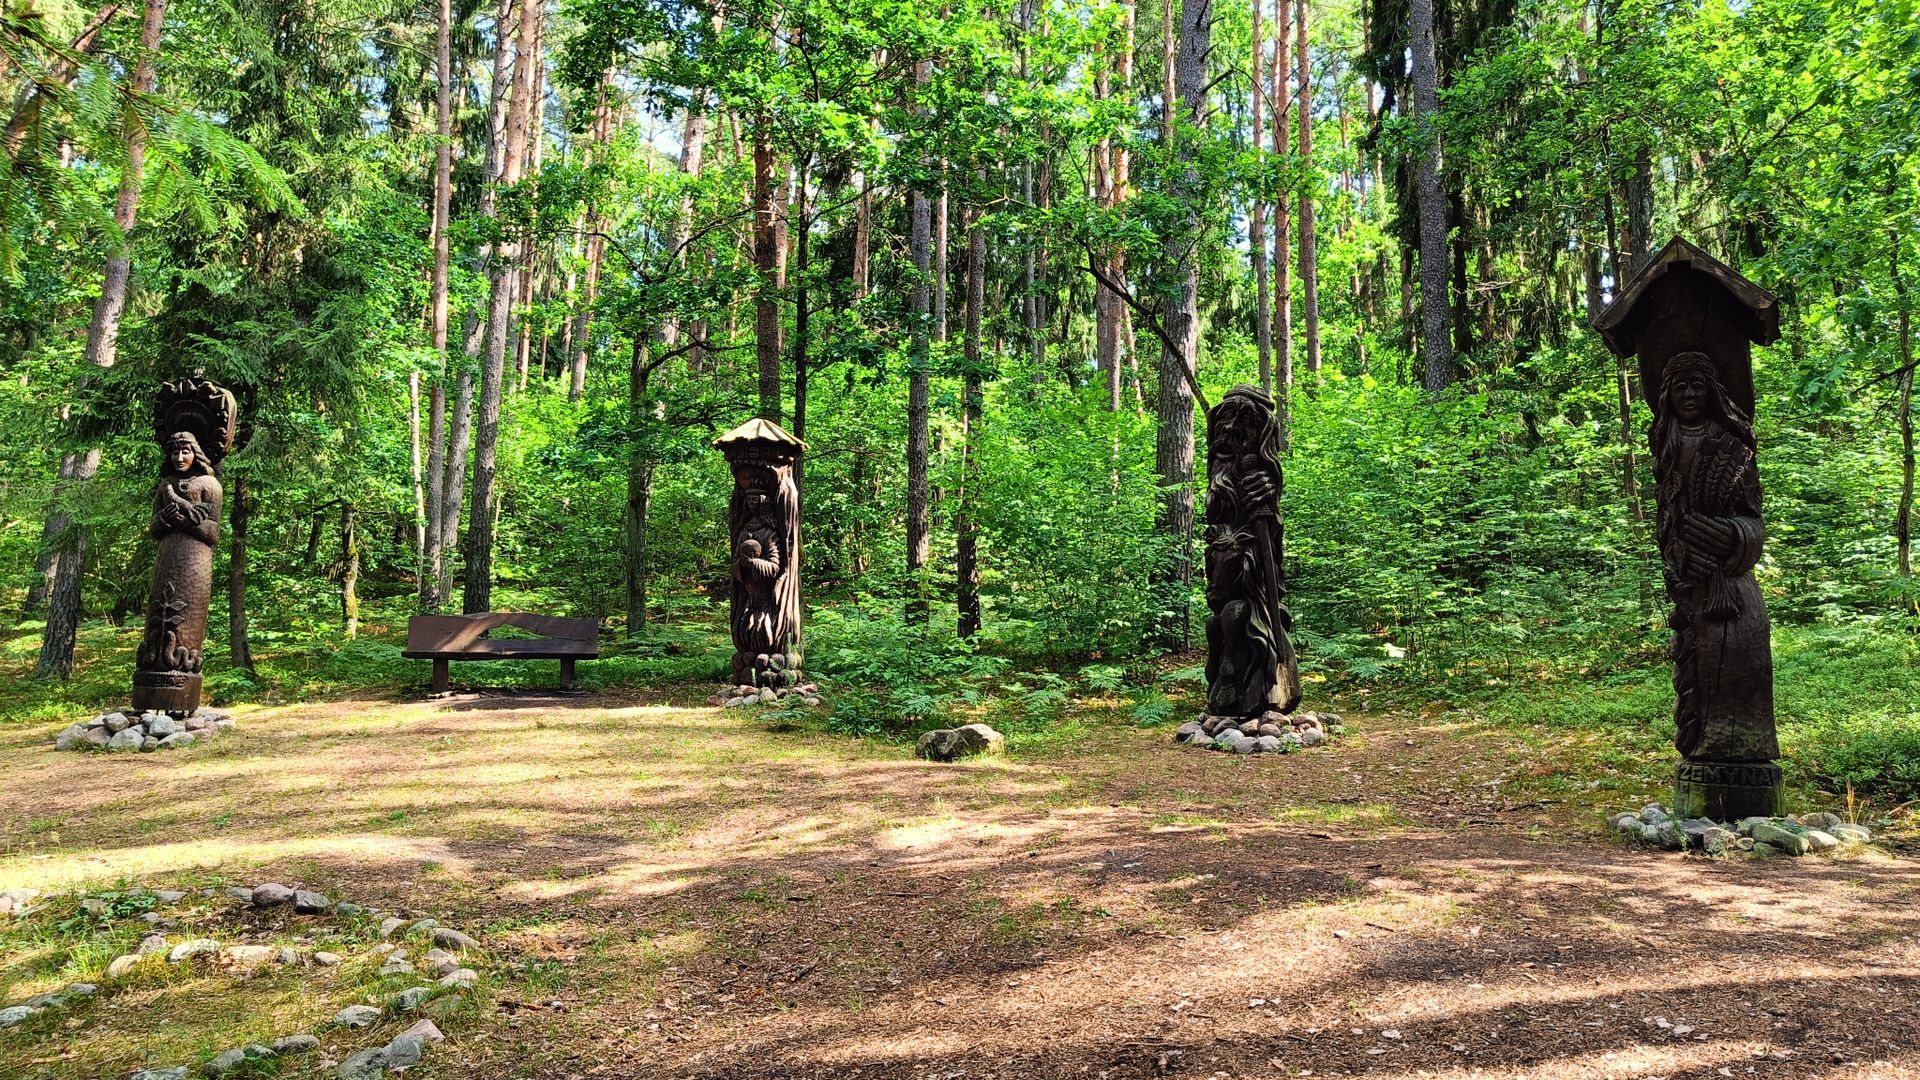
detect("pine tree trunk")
[227,474,254,673]
[341,502,360,639]
[753,121,784,420]
[1296,0,1320,383]
[1250,0,1271,391]
[906,57,934,623]
[662,96,710,348]
[1893,230,1915,578]
[407,367,426,604]
[421,0,453,611]
[1272,2,1292,418]
[1410,0,1452,391]
[958,187,987,638]
[37,0,166,679]
[568,63,617,401]
[462,0,540,614]
[626,340,655,635]
[1156,0,1208,649]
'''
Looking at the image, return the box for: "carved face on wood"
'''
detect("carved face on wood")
[164,432,213,478]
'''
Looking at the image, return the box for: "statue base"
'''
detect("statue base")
[132,670,202,716]
[1672,759,1784,821]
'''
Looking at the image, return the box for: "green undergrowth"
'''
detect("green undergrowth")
[1454,620,1920,807]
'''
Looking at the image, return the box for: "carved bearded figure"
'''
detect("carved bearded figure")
[1202,385,1300,718]
[728,458,801,689]
[1650,352,1777,763]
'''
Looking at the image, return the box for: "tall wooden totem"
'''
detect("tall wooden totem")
[1596,237,1785,819]
[133,378,238,715]
[716,418,805,694]
[1202,384,1301,719]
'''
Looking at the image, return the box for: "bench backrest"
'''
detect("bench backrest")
[405,612,599,655]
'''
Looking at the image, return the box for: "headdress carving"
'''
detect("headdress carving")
[153,378,237,468]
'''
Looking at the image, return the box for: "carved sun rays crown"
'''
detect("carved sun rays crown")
[154,378,238,466]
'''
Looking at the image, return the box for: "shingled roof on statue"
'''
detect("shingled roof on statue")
[1594,236,1780,416]
[714,417,805,452]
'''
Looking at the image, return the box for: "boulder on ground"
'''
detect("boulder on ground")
[915,724,1005,762]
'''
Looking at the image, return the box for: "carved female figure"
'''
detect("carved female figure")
[1202,385,1300,718]
[133,431,223,711]
[1650,352,1776,765]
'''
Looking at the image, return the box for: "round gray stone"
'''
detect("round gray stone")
[0,1005,35,1028]
[251,883,294,907]
[270,1034,320,1054]
[205,1048,247,1075]
[336,1048,389,1080]
[384,1033,426,1068]
[332,1004,382,1029]
[1297,727,1326,747]
[104,712,135,733]
[1252,735,1282,753]
[169,939,222,963]
[108,728,144,751]
[146,715,177,737]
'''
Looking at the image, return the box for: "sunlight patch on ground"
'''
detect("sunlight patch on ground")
[0,832,469,892]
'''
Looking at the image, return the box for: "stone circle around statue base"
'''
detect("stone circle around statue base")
[1173,710,1346,754]
[1612,804,1873,858]
[53,707,235,753]
[711,682,822,709]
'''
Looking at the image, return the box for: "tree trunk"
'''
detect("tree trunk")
[906,58,934,623]
[409,370,426,576]
[1155,0,1208,649]
[958,185,987,638]
[1295,0,1320,383]
[626,339,655,635]
[420,0,453,611]
[462,0,540,614]
[341,502,359,639]
[228,474,253,673]
[5,3,123,160]
[753,122,786,420]
[1410,0,1452,391]
[1894,230,1915,579]
[1250,0,1271,392]
[37,0,165,680]
[934,186,950,344]
[1272,5,1292,404]
[568,63,617,401]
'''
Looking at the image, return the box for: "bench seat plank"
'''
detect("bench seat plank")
[404,612,599,692]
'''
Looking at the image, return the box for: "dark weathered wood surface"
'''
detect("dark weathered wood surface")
[402,612,599,692]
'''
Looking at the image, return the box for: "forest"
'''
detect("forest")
[5,0,1916,792]
[3,0,1920,1075]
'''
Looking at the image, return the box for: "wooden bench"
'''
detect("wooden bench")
[402,613,599,693]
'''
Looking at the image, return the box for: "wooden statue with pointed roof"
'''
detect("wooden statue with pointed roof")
[134,378,238,715]
[716,418,806,697]
[1597,237,1784,820]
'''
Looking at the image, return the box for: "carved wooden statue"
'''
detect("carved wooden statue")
[1202,384,1300,718]
[1597,237,1784,819]
[717,418,804,693]
[133,378,237,715]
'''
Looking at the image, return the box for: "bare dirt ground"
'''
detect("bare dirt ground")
[3,690,1919,1079]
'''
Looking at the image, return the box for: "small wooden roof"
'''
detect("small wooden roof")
[1594,236,1781,358]
[715,417,805,452]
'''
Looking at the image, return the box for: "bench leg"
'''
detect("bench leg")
[560,658,577,692]
[432,659,449,694]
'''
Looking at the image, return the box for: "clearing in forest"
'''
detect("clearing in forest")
[2,691,1918,1079]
